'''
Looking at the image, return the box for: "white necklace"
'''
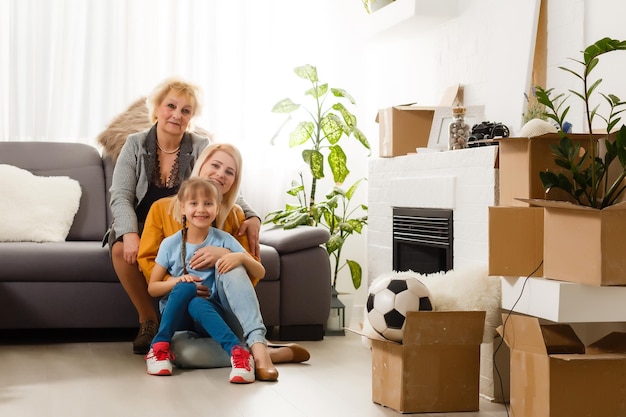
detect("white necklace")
[156,140,180,154]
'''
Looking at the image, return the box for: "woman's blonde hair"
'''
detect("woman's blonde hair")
[171,177,222,225]
[188,143,243,229]
[146,77,203,129]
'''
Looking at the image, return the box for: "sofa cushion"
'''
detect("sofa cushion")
[0,142,109,241]
[0,241,117,283]
[0,164,81,242]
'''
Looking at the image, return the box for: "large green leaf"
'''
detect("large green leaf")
[321,113,346,144]
[352,127,371,152]
[326,233,343,253]
[306,83,328,99]
[331,87,356,105]
[294,64,318,82]
[272,98,300,113]
[289,122,314,147]
[332,103,356,129]
[303,149,324,179]
[328,145,349,184]
[347,260,362,289]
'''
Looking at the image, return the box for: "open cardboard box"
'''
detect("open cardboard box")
[497,133,613,207]
[375,85,463,157]
[523,198,626,286]
[488,206,543,277]
[371,310,485,413]
[500,313,626,417]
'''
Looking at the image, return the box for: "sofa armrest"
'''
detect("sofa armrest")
[259,225,329,254]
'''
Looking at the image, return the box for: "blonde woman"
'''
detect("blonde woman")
[138,143,309,381]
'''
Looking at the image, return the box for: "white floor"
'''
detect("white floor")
[0,330,510,417]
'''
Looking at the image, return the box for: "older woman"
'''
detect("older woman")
[106,78,260,355]
[138,143,310,381]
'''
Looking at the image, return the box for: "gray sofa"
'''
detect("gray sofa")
[0,141,331,341]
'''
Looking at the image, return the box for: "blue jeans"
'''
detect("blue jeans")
[152,282,241,356]
[155,265,267,365]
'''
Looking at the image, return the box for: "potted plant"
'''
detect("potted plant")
[530,37,626,286]
[264,64,370,291]
[534,37,626,208]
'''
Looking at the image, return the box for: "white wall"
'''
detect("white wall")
[346,0,626,325]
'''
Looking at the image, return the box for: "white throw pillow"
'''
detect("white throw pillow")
[0,164,82,242]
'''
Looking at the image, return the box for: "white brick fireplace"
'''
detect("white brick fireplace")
[367,146,498,285]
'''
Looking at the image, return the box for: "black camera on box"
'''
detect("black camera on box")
[468,121,509,147]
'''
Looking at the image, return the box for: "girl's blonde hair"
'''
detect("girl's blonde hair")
[171,178,222,225]
[146,77,203,129]
[189,143,243,229]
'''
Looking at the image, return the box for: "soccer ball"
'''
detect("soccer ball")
[366,275,434,342]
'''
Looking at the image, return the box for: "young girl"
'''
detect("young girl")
[146,177,265,383]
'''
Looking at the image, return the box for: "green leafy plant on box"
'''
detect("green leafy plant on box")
[265,64,370,289]
[535,37,626,209]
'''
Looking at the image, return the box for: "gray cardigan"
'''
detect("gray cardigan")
[108,127,257,240]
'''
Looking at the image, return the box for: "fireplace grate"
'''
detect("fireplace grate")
[392,207,453,274]
[393,215,452,248]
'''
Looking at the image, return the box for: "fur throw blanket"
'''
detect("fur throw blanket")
[361,264,501,347]
[97,97,212,162]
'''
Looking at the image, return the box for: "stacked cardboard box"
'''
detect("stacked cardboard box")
[492,132,626,416]
[500,314,626,417]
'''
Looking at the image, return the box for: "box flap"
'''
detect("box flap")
[501,314,584,355]
[403,311,485,346]
[540,324,585,354]
[439,84,463,107]
[500,314,548,355]
[518,198,626,212]
[375,103,417,123]
[586,332,626,354]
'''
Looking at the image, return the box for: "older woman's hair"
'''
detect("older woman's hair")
[171,178,222,225]
[189,143,243,228]
[146,77,203,128]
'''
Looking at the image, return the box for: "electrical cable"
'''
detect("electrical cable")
[492,259,543,417]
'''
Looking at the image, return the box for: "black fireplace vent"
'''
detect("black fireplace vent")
[393,208,452,248]
[393,207,453,274]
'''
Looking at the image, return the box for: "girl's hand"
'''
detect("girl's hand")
[178,274,201,283]
[215,253,242,274]
[176,275,210,298]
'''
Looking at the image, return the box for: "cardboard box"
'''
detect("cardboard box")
[501,314,626,417]
[488,206,543,277]
[376,104,439,157]
[371,310,485,413]
[497,133,608,207]
[376,85,462,157]
[527,199,626,286]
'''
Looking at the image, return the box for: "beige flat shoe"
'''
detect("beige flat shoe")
[268,343,311,363]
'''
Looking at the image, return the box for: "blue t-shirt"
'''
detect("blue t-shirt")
[155,227,245,311]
